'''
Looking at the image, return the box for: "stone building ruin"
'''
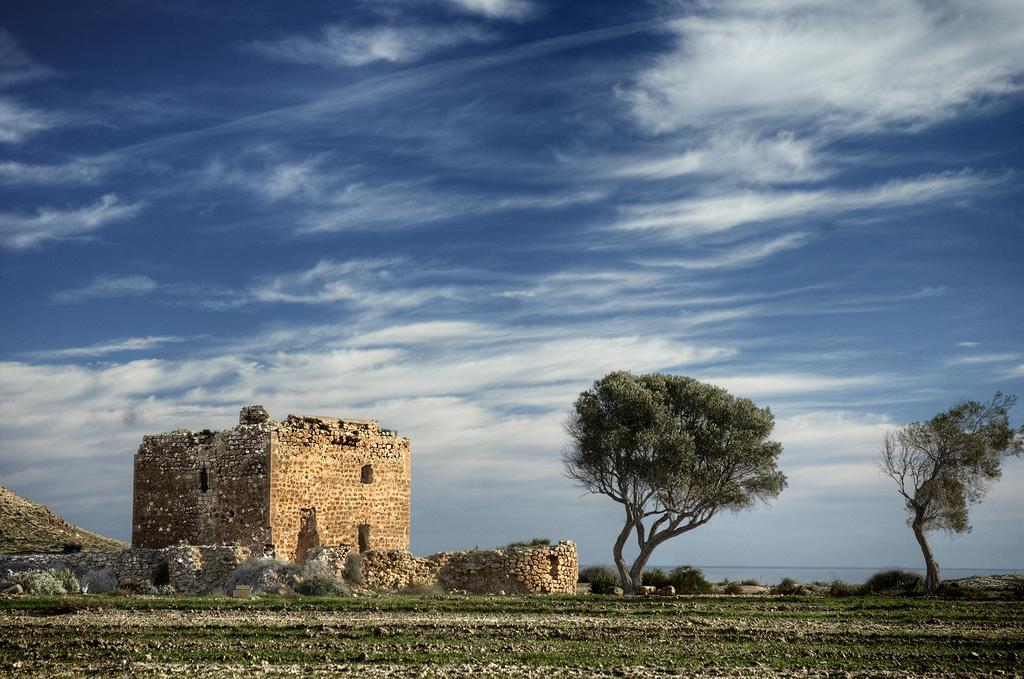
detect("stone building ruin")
[131,405,411,562]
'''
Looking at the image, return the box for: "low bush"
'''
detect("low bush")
[62,542,83,553]
[669,566,713,594]
[1,568,79,595]
[862,569,924,594]
[399,582,445,596]
[81,568,118,594]
[504,538,551,549]
[934,581,967,598]
[642,567,671,589]
[723,580,744,595]
[294,563,351,597]
[578,565,615,584]
[121,582,159,596]
[225,558,301,595]
[828,579,859,597]
[773,577,804,595]
[588,569,620,595]
[741,578,760,586]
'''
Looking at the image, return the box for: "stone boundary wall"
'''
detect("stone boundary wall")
[360,541,578,594]
[306,545,351,578]
[0,545,249,595]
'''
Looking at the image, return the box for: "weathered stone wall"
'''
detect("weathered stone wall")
[269,416,411,562]
[132,411,273,555]
[164,545,250,595]
[359,541,578,594]
[306,545,351,578]
[131,406,411,564]
[114,548,166,588]
[0,545,245,594]
[0,551,119,578]
[361,550,442,590]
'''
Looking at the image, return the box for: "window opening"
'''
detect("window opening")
[360,464,374,484]
[200,467,209,493]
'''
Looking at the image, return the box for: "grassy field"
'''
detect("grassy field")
[1,593,1021,676]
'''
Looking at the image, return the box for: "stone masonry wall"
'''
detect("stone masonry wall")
[269,416,411,562]
[306,545,351,578]
[0,545,246,595]
[360,541,578,594]
[132,412,273,555]
[164,545,250,595]
[0,552,119,579]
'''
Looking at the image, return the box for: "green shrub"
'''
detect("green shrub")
[399,582,445,596]
[294,563,351,597]
[589,569,620,595]
[62,542,83,553]
[54,568,80,594]
[642,567,670,588]
[934,581,967,598]
[668,566,713,594]
[2,568,79,595]
[741,578,760,586]
[504,538,551,549]
[773,577,804,595]
[723,580,744,595]
[81,568,118,594]
[578,565,616,584]
[828,579,859,597]
[862,569,923,594]
[226,558,301,595]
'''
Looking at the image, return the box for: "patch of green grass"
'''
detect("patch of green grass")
[1,594,1020,674]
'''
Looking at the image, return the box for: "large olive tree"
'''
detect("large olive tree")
[880,393,1022,591]
[563,371,787,592]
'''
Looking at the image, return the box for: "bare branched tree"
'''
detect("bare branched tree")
[563,371,786,592]
[880,392,1023,591]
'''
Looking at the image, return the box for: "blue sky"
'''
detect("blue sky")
[1,0,1022,570]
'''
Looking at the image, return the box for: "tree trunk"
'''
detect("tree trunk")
[612,519,635,592]
[912,519,940,592]
[627,535,665,592]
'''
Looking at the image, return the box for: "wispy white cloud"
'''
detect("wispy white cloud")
[0,97,59,143]
[627,0,1024,134]
[0,194,144,250]
[702,372,887,398]
[957,341,982,348]
[52,274,158,303]
[637,232,813,270]
[613,131,830,184]
[249,258,462,308]
[0,159,105,185]
[246,23,495,67]
[0,29,56,88]
[615,171,994,237]
[31,336,185,359]
[943,352,1023,367]
[200,152,331,202]
[446,0,537,21]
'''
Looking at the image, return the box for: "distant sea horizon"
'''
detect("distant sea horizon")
[639,565,1024,585]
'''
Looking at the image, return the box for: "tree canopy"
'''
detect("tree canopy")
[880,392,1023,590]
[563,371,786,591]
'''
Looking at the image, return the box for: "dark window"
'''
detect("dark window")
[200,467,209,493]
[548,554,559,579]
[360,464,374,484]
[358,524,371,553]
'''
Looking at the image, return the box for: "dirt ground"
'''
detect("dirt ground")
[1,594,1021,677]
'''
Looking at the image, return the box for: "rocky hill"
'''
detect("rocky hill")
[0,486,127,554]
